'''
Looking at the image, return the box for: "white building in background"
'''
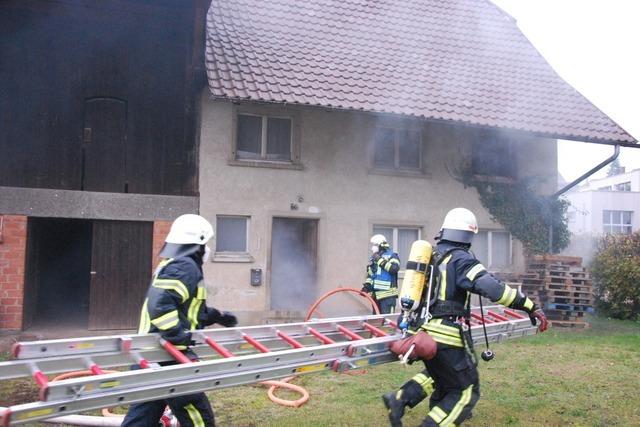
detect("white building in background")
[565,168,640,235]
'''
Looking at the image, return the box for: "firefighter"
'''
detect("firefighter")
[362,234,401,314]
[382,208,548,426]
[122,214,238,427]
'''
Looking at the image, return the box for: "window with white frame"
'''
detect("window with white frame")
[471,230,512,269]
[236,113,292,161]
[614,182,631,192]
[602,210,632,234]
[215,215,249,253]
[372,127,422,171]
[372,225,421,267]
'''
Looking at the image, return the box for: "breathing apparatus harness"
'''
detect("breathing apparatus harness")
[427,245,494,363]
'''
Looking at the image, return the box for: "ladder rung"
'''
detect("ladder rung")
[202,335,235,358]
[29,364,48,389]
[276,331,304,349]
[363,322,387,337]
[307,328,335,345]
[242,334,270,353]
[503,308,526,319]
[337,325,362,341]
[471,312,492,323]
[160,339,192,364]
[488,311,509,322]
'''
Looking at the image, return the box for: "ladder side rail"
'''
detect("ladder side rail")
[12,314,396,361]
[0,331,391,382]
[43,335,400,403]
[43,339,357,402]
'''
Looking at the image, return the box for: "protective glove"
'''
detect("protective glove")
[389,331,437,361]
[529,309,548,332]
[217,311,238,328]
[361,283,374,293]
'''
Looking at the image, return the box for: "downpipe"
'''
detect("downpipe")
[548,144,620,252]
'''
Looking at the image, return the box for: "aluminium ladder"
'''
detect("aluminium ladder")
[0,307,535,426]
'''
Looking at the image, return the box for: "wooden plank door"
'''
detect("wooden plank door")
[82,97,127,192]
[89,220,152,330]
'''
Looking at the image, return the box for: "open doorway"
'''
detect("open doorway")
[270,217,318,311]
[24,218,93,329]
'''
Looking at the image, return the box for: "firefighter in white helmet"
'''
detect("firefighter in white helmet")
[383,208,548,427]
[123,214,237,427]
[362,234,401,313]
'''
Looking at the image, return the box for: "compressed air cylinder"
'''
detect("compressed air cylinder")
[399,240,433,312]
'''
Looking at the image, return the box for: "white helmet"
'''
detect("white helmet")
[370,234,389,253]
[160,214,214,259]
[440,208,478,244]
[370,234,388,246]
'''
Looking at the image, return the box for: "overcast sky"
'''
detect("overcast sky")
[490,0,640,182]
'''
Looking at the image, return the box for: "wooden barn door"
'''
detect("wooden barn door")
[89,220,152,330]
[82,97,127,192]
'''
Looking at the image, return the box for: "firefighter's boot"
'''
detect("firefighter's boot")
[383,374,433,427]
[382,391,407,427]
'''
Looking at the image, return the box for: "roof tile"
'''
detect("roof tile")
[206,0,635,143]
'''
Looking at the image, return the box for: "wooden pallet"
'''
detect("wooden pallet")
[550,320,590,329]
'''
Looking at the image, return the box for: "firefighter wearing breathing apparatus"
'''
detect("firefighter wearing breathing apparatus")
[382,208,548,427]
[362,234,401,314]
[122,214,238,427]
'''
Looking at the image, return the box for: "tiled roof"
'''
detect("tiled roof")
[205,0,636,144]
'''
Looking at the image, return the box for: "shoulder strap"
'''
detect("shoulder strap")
[429,247,469,306]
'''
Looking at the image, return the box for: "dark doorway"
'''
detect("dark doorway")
[270,217,318,311]
[23,218,152,331]
[24,218,93,329]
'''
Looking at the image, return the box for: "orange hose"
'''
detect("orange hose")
[260,377,309,407]
[305,287,380,321]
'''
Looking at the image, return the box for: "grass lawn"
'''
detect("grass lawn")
[1,315,639,426]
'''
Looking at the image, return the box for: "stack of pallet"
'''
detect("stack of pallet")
[519,255,593,328]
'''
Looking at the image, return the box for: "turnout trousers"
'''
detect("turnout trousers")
[397,346,480,426]
[121,392,215,427]
[377,297,398,314]
[122,356,215,427]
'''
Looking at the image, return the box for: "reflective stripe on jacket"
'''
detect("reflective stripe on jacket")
[138,257,208,349]
[364,248,400,300]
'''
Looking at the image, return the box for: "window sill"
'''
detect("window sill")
[471,174,516,184]
[228,159,303,170]
[212,253,255,263]
[368,168,430,179]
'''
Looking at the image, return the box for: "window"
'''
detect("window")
[598,186,612,191]
[614,182,631,192]
[472,230,512,269]
[603,210,632,234]
[472,131,515,178]
[372,127,421,171]
[215,216,249,253]
[372,225,421,268]
[236,114,292,161]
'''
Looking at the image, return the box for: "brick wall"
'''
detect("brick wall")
[152,221,172,271]
[0,215,27,330]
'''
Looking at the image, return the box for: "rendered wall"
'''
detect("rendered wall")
[198,97,558,323]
